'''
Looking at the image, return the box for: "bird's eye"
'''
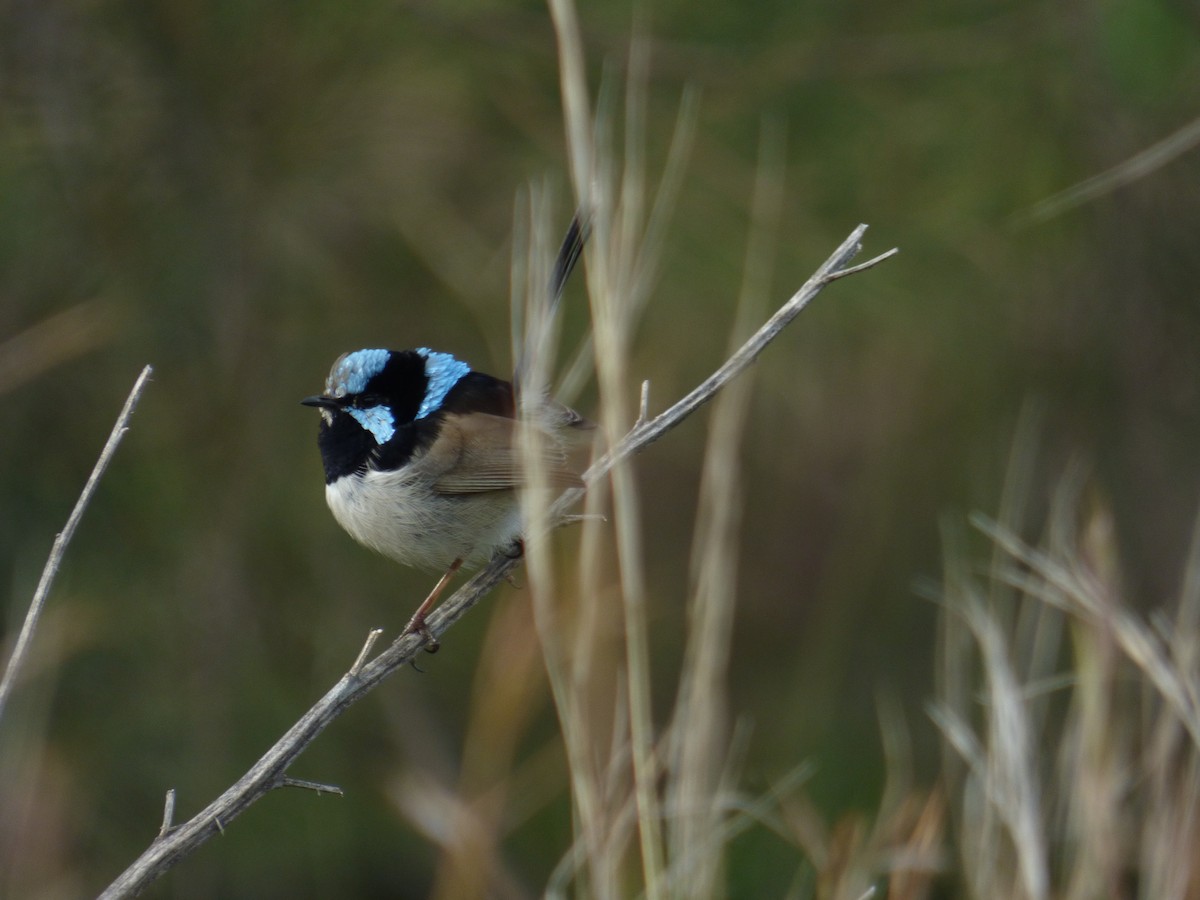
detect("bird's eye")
[355,394,386,409]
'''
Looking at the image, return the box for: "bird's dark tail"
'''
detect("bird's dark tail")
[513,210,591,396]
[549,210,591,305]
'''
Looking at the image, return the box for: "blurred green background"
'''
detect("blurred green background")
[2,0,1199,896]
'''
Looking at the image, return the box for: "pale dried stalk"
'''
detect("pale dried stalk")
[0,364,153,726]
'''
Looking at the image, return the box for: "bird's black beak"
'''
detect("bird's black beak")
[301,395,340,410]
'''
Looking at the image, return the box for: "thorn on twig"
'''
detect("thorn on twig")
[278,776,344,797]
[636,380,651,426]
[213,817,225,836]
[156,789,176,840]
[349,628,384,677]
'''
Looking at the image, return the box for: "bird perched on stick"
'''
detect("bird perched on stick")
[302,216,590,647]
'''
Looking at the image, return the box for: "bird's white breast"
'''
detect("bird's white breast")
[325,467,521,571]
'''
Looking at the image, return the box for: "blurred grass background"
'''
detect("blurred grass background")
[2,0,1200,897]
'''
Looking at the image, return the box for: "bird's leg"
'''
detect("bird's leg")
[403,558,463,652]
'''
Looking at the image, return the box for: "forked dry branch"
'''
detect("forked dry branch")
[93,225,895,898]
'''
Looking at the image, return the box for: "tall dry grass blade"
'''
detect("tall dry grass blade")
[512,193,618,900]
[665,116,784,898]
[547,0,593,211]
[978,515,1200,749]
[0,299,120,397]
[932,579,1050,900]
[545,7,703,895]
[1017,113,1200,223]
[939,458,1200,899]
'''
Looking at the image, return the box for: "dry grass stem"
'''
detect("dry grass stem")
[0,364,153,727]
[934,454,1200,899]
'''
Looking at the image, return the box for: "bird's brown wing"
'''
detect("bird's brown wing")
[428,412,584,495]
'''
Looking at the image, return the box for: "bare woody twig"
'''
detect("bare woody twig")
[97,227,894,899]
[0,364,154,728]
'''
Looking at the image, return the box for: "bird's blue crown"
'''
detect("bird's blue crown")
[326,348,390,397]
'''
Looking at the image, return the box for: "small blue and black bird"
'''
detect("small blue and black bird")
[302,217,590,644]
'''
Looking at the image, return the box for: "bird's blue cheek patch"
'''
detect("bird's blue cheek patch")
[416,348,471,419]
[347,405,396,444]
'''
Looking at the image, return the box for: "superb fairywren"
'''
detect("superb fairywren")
[302,217,590,645]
